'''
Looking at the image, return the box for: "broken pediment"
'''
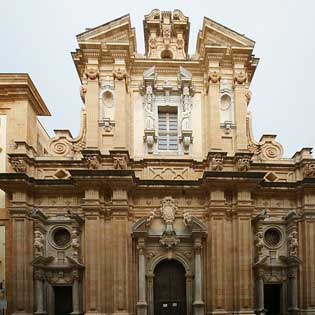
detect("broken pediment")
[196,17,255,56]
[76,14,136,47]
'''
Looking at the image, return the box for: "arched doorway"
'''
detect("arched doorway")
[154,259,186,315]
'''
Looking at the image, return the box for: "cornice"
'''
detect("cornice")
[0,73,50,116]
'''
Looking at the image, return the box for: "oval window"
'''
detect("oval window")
[53,227,71,248]
[264,228,282,247]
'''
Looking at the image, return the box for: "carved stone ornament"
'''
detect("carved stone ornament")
[245,89,252,105]
[34,230,45,257]
[208,70,221,84]
[259,135,283,161]
[183,212,192,226]
[113,67,127,80]
[160,228,180,249]
[304,162,315,178]
[160,196,177,225]
[146,196,178,226]
[113,155,128,170]
[210,154,224,171]
[9,157,27,173]
[84,68,99,80]
[234,71,247,85]
[236,156,251,172]
[80,84,87,101]
[85,155,100,170]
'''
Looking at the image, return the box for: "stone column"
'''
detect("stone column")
[255,270,265,315]
[193,238,204,315]
[186,274,193,315]
[34,270,46,315]
[71,270,81,315]
[288,267,298,315]
[137,238,147,315]
[147,274,154,315]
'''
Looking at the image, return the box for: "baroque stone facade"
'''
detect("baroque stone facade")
[0,9,315,315]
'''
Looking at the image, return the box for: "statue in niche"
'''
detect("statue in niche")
[144,85,155,130]
[181,86,191,130]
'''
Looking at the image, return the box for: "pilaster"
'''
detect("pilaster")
[206,50,224,152]
[84,53,101,149]
[233,52,250,152]
[82,187,101,314]
[112,55,129,150]
[233,188,254,314]
[10,191,34,315]
[112,185,130,315]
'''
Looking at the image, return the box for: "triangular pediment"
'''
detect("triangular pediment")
[197,17,255,54]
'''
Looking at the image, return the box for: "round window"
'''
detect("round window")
[264,228,282,247]
[53,227,71,248]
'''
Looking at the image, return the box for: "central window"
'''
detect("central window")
[158,108,178,151]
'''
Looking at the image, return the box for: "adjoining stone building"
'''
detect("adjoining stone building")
[0,8,315,315]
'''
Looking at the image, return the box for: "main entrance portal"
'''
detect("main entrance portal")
[154,260,187,315]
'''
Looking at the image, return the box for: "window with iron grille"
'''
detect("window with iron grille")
[158,109,178,151]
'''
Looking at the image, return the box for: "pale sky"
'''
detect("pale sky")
[0,0,314,157]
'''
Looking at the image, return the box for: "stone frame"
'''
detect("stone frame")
[132,211,207,315]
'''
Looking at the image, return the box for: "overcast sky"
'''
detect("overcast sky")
[0,0,314,157]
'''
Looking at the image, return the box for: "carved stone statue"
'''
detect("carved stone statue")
[34,230,45,257]
[288,230,298,257]
[144,85,155,130]
[71,229,80,260]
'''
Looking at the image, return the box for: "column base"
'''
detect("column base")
[232,311,256,315]
[71,312,83,315]
[300,309,315,315]
[255,309,266,315]
[35,312,48,315]
[288,308,300,315]
[137,301,148,315]
[193,301,205,315]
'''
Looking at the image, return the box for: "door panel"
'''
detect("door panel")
[154,260,186,315]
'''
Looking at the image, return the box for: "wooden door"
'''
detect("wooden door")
[154,260,186,315]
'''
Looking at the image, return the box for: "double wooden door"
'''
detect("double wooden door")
[154,260,186,315]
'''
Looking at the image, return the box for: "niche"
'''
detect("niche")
[101,90,115,120]
[220,93,233,123]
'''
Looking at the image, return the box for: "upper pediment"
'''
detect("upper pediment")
[76,14,137,52]
[196,17,255,56]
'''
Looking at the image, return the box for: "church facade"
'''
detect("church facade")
[0,9,315,315]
